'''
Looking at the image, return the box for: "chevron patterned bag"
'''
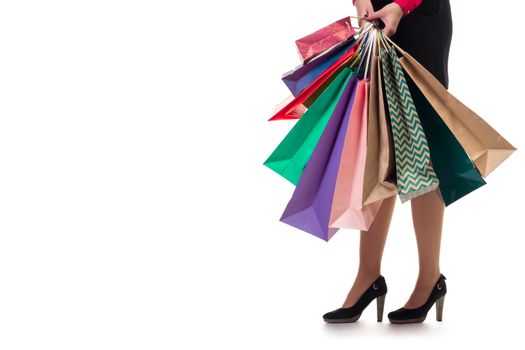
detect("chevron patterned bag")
[379,45,440,203]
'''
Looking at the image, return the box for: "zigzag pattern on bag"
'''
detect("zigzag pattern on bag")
[380,47,439,202]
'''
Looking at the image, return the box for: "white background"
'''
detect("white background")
[0,0,524,349]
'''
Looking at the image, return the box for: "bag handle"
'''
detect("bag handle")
[363,30,377,79]
[380,31,407,55]
[354,25,374,77]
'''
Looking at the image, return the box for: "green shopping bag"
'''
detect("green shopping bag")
[380,46,439,203]
[264,66,355,185]
[404,73,487,206]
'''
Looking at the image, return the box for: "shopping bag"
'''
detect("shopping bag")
[380,46,439,203]
[280,72,359,241]
[263,67,355,185]
[268,44,360,121]
[329,79,383,230]
[362,52,397,206]
[283,37,357,96]
[271,94,306,119]
[302,51,360,108]
[295,17,356,63]
[398,48,517,177]
[405,73,487,205]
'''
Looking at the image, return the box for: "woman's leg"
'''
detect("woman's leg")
[342,194,396,308]
[403,188,444,308]
[377,0,451,309]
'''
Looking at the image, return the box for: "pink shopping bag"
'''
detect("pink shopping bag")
[329,79,383,230]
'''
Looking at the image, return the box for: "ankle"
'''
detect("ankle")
[416,271,441,286]
[355,270,382,283]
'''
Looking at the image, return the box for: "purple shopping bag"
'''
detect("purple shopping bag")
[280,73,359,241]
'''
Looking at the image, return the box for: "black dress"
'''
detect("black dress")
[371,0,453,89]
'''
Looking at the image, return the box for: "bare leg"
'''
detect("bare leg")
[403,188,444,308]
[342,194,396,308]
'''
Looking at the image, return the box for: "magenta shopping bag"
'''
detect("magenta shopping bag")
[295,17,356,63]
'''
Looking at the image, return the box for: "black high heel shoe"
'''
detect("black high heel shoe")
[323,275,387,323]
[388,273,447,324]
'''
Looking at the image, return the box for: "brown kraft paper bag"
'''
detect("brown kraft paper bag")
[398,49,517,177]
[362,53,397,206]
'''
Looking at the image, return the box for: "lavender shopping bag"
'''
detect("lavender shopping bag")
[280,70,359,241]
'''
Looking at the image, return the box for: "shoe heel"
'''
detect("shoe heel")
[376,294,386,322]
[435,295,445,321]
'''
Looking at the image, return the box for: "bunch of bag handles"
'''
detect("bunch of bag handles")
[344,15,408,81]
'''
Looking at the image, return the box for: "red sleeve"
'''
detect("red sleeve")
[352,0,423,16]
[393,0,423,15]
